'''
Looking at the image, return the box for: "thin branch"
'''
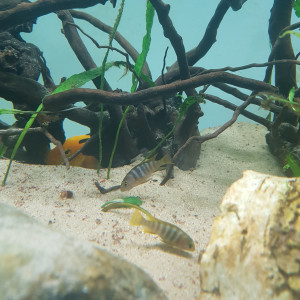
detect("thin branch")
[62,22,143,86]
[197,59,300,76]
[203,93,272,129]
[0,0,110,31]
[69,9,152,78]
[156,58,300,88]
[172,95,254,163]
[161,47,169,85]
[39,52,56,92]
[42,128,70,169]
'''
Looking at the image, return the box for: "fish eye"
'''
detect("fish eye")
[65,149,71,155]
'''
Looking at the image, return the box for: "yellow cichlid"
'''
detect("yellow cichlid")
[45,134,98,169]
[130,209,195,252]
[120,154,171,191]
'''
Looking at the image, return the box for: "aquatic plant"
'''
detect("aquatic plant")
[0,0,300,183]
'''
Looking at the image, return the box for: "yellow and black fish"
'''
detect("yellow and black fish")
[120,154,171,191]
[130,209,195,252]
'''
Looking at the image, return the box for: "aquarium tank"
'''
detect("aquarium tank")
[1,1,300,298]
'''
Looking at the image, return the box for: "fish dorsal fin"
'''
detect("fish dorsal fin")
[130,209,144,226]
[139,153,157,166]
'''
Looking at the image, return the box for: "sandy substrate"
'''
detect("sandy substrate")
[0,122,284,299]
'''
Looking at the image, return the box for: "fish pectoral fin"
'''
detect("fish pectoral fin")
[141,227,156,234]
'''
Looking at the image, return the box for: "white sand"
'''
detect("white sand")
[0,122,284,299]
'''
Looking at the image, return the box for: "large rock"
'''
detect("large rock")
[0,203,167,300]
[198,170,300,300]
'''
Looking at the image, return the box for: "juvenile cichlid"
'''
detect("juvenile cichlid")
[130,209,195,252]
[120,154,171,191]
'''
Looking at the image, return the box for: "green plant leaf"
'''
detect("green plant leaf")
[279,30,300,39]
[101,196,143,209]
[0,108,39,115]
[123,196,143,205]
[131,1,155,93]
[0,144,7,158]
[294,0,300,18]
[285,153,300,177]
[98,0,125,174]
[2,102,44,186]
[107,0,155,179]
[53,61,126,95]
[106,105,130,179]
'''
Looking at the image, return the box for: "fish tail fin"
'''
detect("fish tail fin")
[130,209,145,226]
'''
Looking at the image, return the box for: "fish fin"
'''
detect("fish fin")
[159,154,172,166]
[130,209,145,226]
[78,138,89,144]
[140,153,157,165]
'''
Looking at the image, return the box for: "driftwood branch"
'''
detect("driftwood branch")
[265,0,298,96]
[170,0,229,71]
[264,22,300,85]
[150,0,191,82]
[226,0,247,11]
[0,0,111,31]
[0,71,49,108]
[43,71,277,109]
[203,93,272,129]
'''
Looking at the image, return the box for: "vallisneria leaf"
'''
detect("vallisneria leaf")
[294,0,300,18]
[123,196,143,206]
[98,0,125,174]
[101,196,142,209]
[0,108,39,115]
[131,1,155,93]
[107,0,155,179]
[2,102,44,186]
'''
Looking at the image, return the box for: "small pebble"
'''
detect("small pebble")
[60,190,74,199]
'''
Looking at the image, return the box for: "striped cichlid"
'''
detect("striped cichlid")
[120,154,172,191]
[130,209,195,252]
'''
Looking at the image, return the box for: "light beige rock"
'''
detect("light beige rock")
[0,203,167,300]
[198,170,300,300]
